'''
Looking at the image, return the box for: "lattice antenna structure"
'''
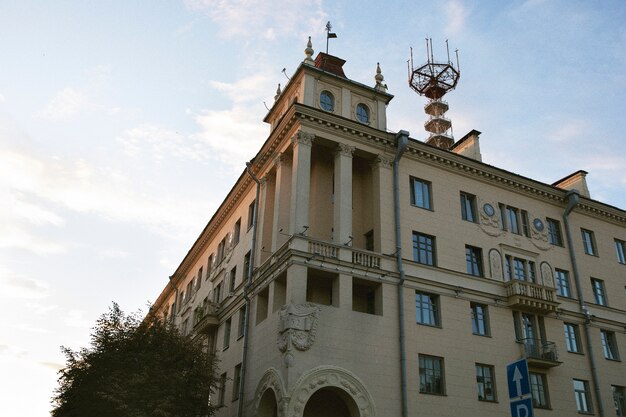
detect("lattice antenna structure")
[408,38,460,149]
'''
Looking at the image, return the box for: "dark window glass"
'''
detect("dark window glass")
[419,355,444,394]
[465,245,483,277]
[460,192,477,222]
[410,177,432,210]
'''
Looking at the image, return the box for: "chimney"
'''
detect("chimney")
[553,170,590,198]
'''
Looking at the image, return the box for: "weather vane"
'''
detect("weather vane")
[325,21,337,54]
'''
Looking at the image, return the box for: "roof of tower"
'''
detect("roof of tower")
[314,52,347,78]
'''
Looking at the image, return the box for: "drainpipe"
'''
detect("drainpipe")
[562,190,604,417]
[393,130,410,417]
[237,161,261,417]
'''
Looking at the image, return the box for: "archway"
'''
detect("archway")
[257,388,278,417]
[303,387,359,417]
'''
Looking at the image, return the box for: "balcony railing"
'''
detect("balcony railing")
[517,338,561,368]
[505,279,559,313]
[192,301,219,334]
[308,241,338,259]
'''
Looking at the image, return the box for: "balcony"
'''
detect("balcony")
[505,279,559,314]
[192,302,219,335]
[517,338,561,368]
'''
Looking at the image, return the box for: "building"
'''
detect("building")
[150,38,626,417]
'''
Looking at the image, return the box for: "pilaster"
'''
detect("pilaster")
[371,155,394,254]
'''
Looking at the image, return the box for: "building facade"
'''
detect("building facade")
[150,40,626,417]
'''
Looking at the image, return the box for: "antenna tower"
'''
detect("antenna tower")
[408,38,460,149]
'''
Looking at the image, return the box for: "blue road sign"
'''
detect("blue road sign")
[507,358,530,399]
[510,397,533,417]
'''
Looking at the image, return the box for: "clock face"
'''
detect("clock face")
[533,218,544,231]
[483,203,495,217]
[320,91,334,112]
[356,103,369,124]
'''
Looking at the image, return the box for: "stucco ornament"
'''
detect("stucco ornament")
[277,302,320,367]
[478,200,503,237]
[489,249,503,280]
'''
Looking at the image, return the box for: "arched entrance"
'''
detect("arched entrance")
[303,386,359,417]
[257,388,278,417]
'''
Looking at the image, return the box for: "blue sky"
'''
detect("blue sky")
[1,1,625,415]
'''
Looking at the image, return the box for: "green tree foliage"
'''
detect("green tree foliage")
[52,303,217,417]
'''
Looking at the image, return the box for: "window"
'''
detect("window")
[217,373,227,406]
[223,317,231,350]
[601,329,620,360]
[229,267,236,293]
[573,379,592,414]
[412,232,436,266]
[207,253,214,278]
[364,230,374,251]
[237,306,246,338]
[470,303,489,336]
[355,103,369,123]
[506,206,520,234]
[513,312,546,343]
[214,281,222,303]
[547,218,563,246]
[243,251,251,281]
[419,355,444,395]
[233,218,241,245]
[196,267,203,290]
[529,372,550,409]
[581,229,597,255]
[352,277,381,315]
[465,245,483,277]
[564,323,582,353]
[505,255,536,282]
[591,278,607,306]
[247,200,256,231]
[319,90,334,112]
[410,177,432,210]
[521,210,530,237]
[555,269,571,297]
[460,192,477,222]
[476,364,496,402]
[613,385,626,417]
[616,239,626,264]
[232,364,242,401]
[217,237,226,263]
[416,291,440,326]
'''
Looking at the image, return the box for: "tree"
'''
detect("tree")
[52,303,217,417]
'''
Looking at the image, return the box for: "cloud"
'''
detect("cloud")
[209,73,274,105]
[0,93,5,104]
[445,0,467,35]
[0,272,50,300]
[547,120,588,143]
[185,0,327,39]
[98,248,130,259]
[64,309,93,328]
[40,88,92,120]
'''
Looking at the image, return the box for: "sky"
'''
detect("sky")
[1,0,625,415]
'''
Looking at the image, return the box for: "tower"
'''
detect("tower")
[408,38,460,149]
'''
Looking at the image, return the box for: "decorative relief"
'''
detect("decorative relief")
[335,143,355,158]
[371,154,392,170]
[253,368,286,417]
[287,366,376,417]
[273,153,286,167]
[540,262,554,288]
[529,215,551,252]
[291,131,315,147]
[477,199,503,237]
[489,249,503,280]
[276,303,320,367]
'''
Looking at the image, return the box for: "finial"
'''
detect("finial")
[304,36,314,65]
[375,62,387,91]
[274,83,282,101]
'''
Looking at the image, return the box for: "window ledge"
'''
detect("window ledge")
[419,391,447,396]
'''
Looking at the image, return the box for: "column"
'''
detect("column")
[271,154,289,251]
[285,263,307,305]
[289,131,314,235]
[333,143,355,247]
[255,175,268,265]
[371,155,394,254]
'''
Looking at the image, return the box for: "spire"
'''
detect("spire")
[274,83,282,101]
[304,36,314,65]
[374,62,387,91]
